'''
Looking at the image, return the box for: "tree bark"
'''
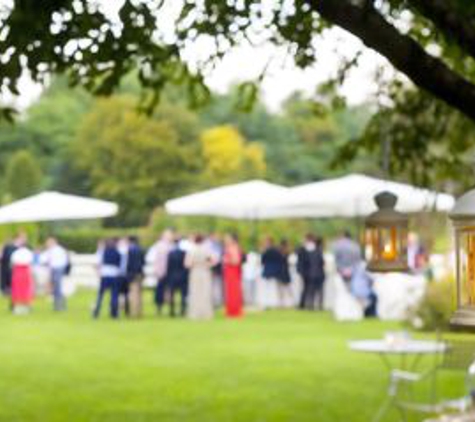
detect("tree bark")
[308,0,475,122]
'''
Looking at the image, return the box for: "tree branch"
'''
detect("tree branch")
[408,0,475,61]
[307,0,475,122]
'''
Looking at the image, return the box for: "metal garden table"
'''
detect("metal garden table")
[349,339,446,422]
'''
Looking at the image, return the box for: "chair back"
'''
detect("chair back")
[441,340,475,371]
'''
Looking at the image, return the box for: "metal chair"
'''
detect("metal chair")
[390,338,475,421]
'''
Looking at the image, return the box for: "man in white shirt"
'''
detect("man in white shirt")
[41,237,69,311]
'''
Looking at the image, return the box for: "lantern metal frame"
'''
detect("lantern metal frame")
[449,188,475,328]
[365,191,409,273]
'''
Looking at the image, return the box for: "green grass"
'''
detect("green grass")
[0,291,467,422]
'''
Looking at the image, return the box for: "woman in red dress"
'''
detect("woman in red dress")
[11,245,34,314]
[223,234,243,318]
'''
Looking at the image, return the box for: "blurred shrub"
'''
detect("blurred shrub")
[0,223,40,247]
[408,278,455,331]
[56,227,146,253]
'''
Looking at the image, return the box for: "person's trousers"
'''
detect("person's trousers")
[364,292,378,317]
[0,271,11,296]
[118,276,130,316]
[169,281,188,317]
[128,276,143,318]
[299,279,324,310]
[155,277,168,311]
[51,268,66,311]
[93,276,120,318]
[299,281,314,310]
[212,274,223,309]
[276,282,293,308]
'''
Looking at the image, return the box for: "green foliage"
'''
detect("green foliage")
[1,0,475,127]
[0,78,92,195]
[200,125,266,186]
[0,223,40,247]
[199,90,372,184]
[4,150,43,200]
[408,279,456,331]
[336,85,475,192]
[55,227,145,253]
[0,77,373,228]
[72,95,203,225]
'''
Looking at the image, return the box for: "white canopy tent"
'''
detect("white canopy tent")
[0,191,118,224]
[265,174,455,218]
[165,175,454,220]
[165,180,290,220]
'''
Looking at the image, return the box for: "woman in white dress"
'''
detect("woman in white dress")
[185,234,216,320]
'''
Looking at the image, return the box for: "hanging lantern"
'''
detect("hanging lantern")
[365,191,409,272]
[449,189,475,328]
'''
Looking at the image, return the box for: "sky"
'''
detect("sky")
[2,0,389,112]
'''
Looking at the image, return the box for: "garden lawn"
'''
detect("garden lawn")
[0,291,466,422]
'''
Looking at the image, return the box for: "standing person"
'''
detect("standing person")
[1,237,18,295]
[407,232,429,274]
[126,236,145,318]
[297,234,326,310]
[223,233,244,318]
[185,234,215,320]
[276,239,293,308]
[350,261,378,318]
[93,238,121,319]
[167,237,189,318]
[41,237,69,311]
[333,231,362,284]
[117,237,130,317]
[259,237,281,310]
[10,236,34,315]
[206,233,223,309]
[147,229,174,314]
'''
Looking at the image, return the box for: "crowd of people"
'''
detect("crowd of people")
[0,228,428,320]
[90,229,378,321]
[92,230,245,320]
[0,233,70,314]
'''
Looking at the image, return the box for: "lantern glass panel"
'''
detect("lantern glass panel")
[456,228,475,308]
[367,226,405,262]
[380,226,399,261]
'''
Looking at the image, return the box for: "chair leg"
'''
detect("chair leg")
[396,404,409,422]
[372,396,395,422]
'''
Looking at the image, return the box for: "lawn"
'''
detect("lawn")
[0,291,467,422]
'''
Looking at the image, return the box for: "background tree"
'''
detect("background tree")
[5,150,43,200]
[200,125,266,186]
[72,96,202,225]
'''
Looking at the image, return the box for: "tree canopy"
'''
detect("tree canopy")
[1,1,474,119]
[2,1,475,188]
[72,95,202,225]
[5,149,43,200]
[0,77,370,224]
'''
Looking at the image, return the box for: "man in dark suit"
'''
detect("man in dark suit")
[1,240,16,295]
[1,233,26,296]
[297,234,326,310]
[166,238,188,317]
